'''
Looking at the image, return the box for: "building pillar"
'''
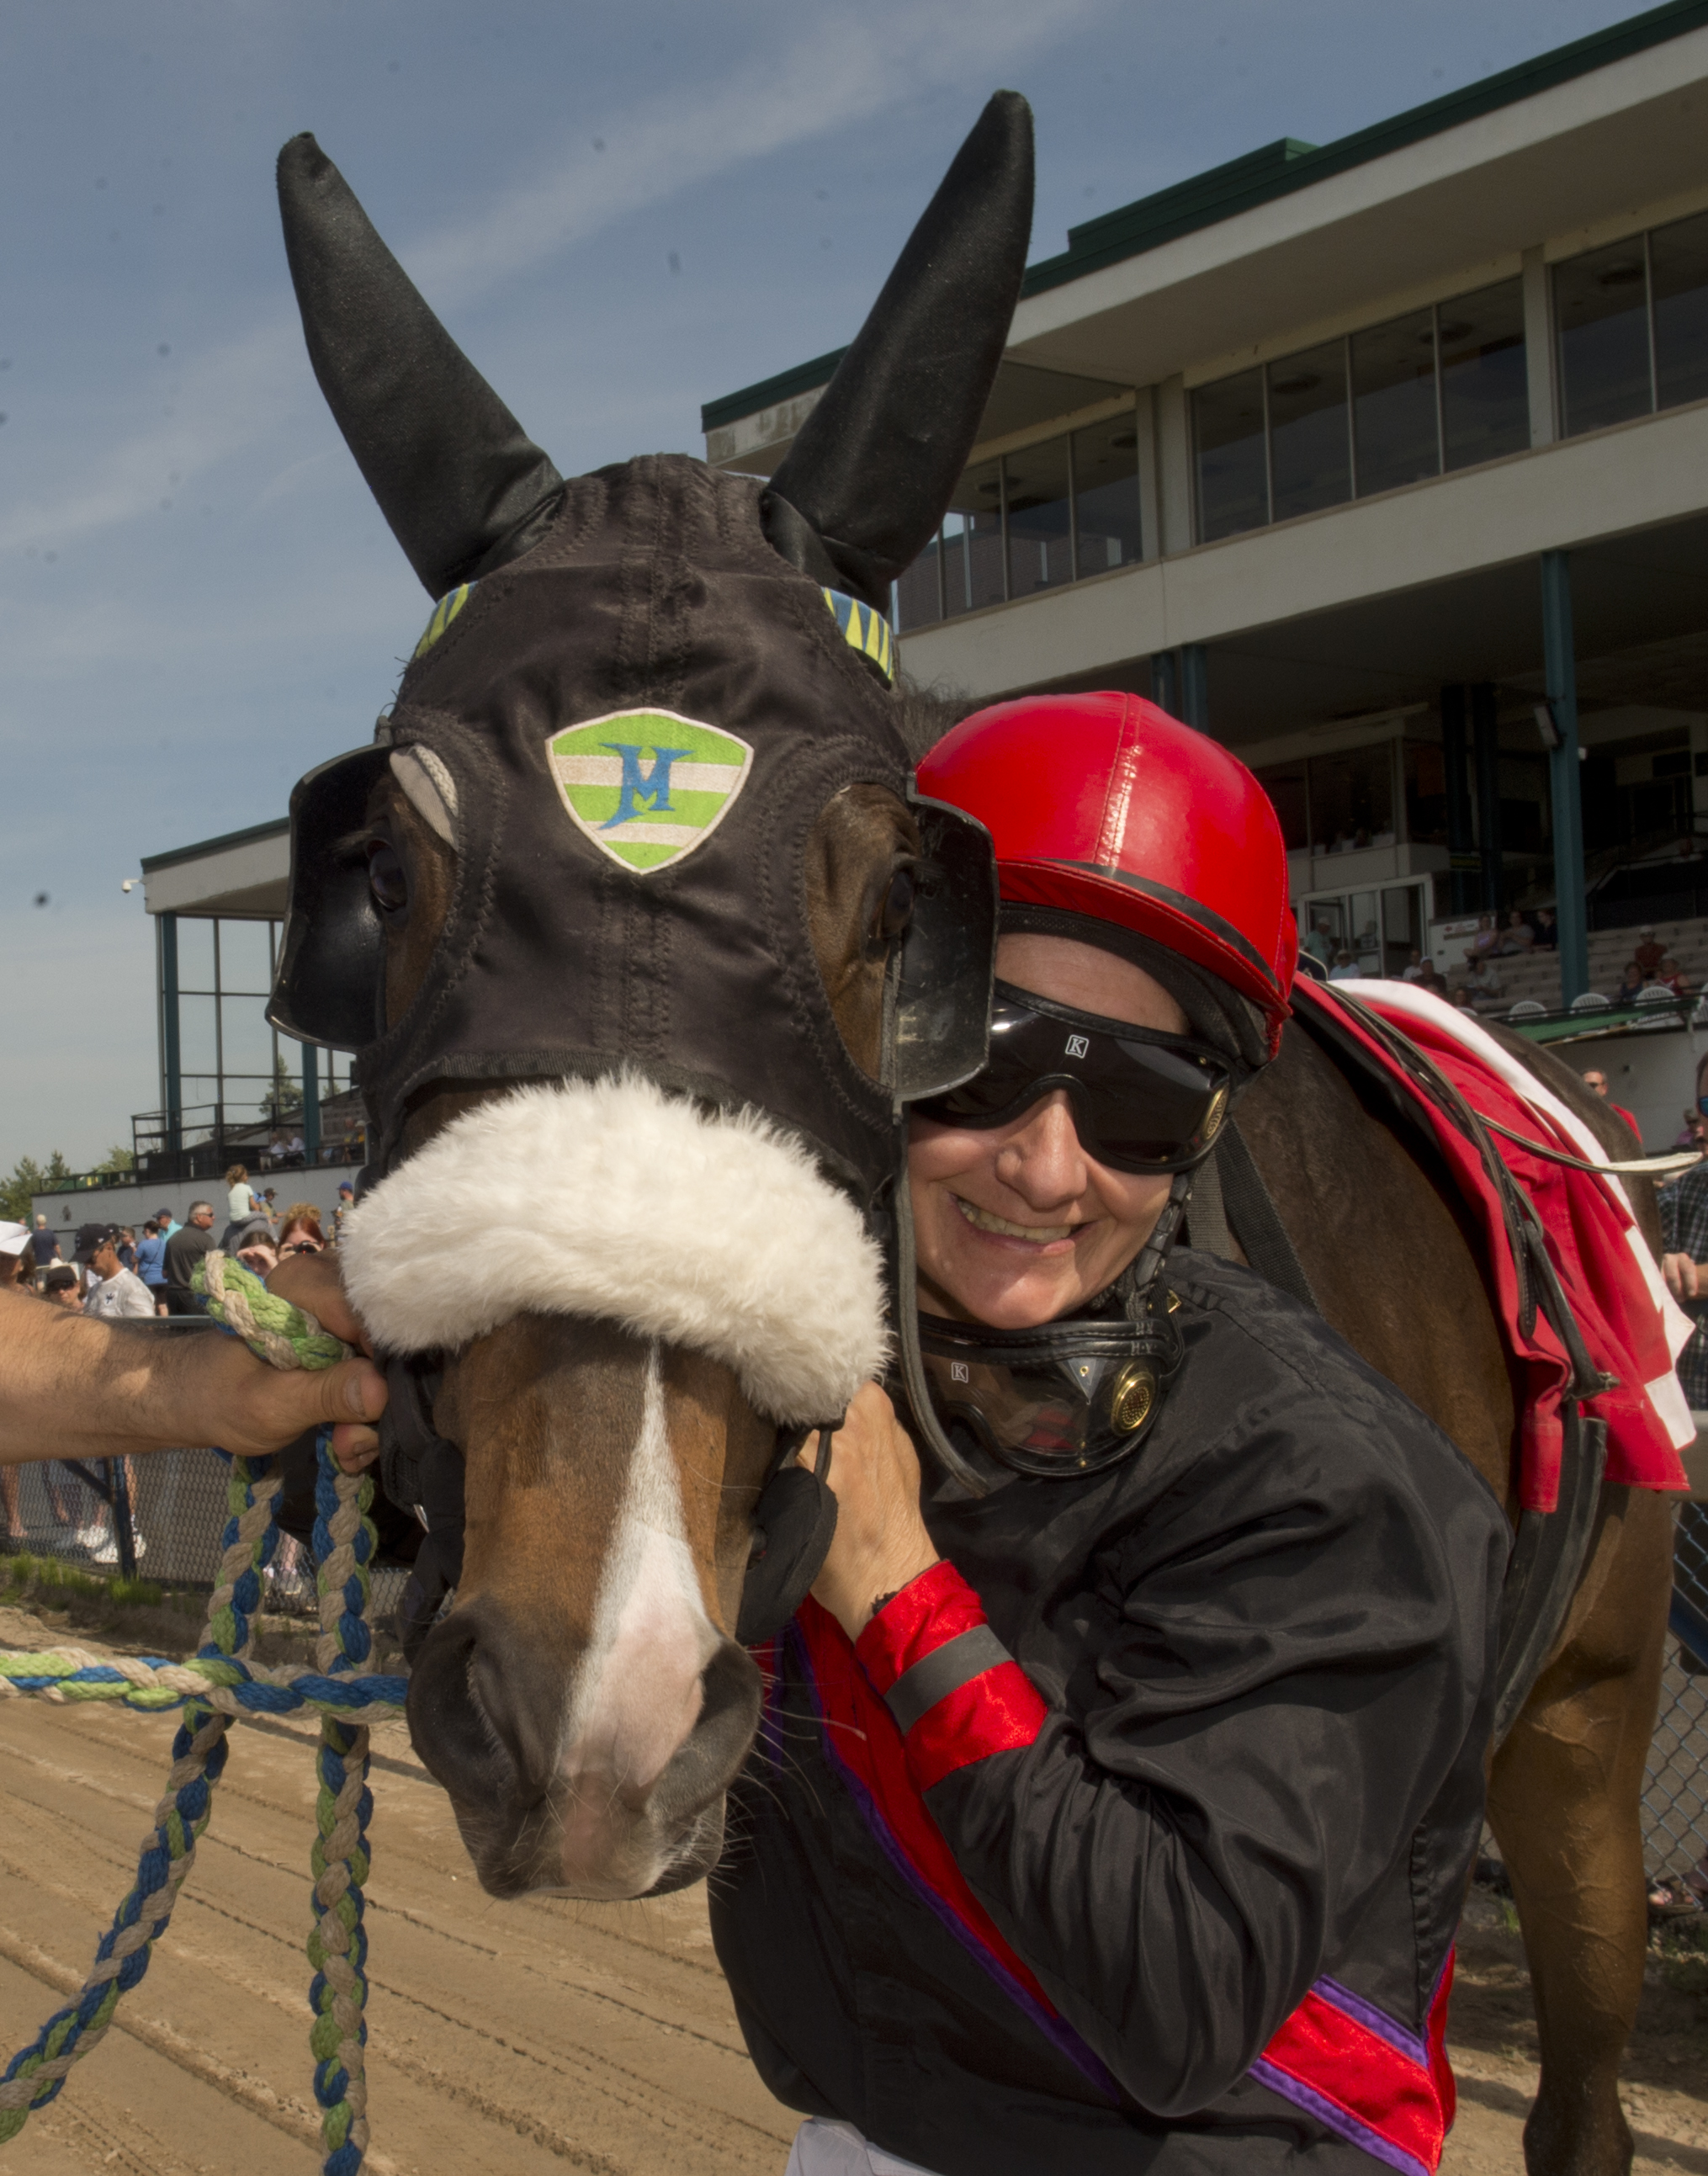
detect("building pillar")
[1541,550,1589,1002]
[301,1043,321,1165]
[1440,686,1476,914]
[1471,681,1503,913]
[160,911,183,1157]
[1180,644,1210,732]
[1151,650,1179,717]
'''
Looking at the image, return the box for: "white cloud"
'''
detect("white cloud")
[0,0,1103,564]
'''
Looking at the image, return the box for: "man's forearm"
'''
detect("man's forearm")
[0,1287,389,1466]
[0,1290,213,1462]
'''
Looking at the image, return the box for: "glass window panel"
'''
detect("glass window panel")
[175,917,215,995]
[1403,740,1448,846]
[219,995,275,1082]
[1266,341,1350,520]
[1555,239,1652,435]
[215,917,273,996]
[1352,309,1439,495]
[178,994,218,1076]
[1381,884,1424,976]
[1004,436,1073,599]
[1651,209,1708,411]
[1349,891,1382,971]
[1073,416,1141,571]
[1299,900,1345,970]
[1191,369,1267,542]
[895,537,942,631]
[1439,279,1529,470]
[1254,763,1308,850]
[942,459,1004,616]
[1309,744,1395,851]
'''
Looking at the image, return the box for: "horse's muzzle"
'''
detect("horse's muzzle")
[405,1595,762,1900]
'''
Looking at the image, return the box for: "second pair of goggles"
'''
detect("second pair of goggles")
[914,1305,1184,1478]
[911,981,1233,1172]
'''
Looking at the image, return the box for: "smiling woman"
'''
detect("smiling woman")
[712,692,1510,2176]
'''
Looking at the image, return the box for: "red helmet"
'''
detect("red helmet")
[916,692,1296,1058]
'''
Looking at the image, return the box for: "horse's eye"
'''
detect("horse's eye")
[875,866,915,943]
[367,840,409,915]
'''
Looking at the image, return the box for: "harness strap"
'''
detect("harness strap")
[1214,1122,1319,1314]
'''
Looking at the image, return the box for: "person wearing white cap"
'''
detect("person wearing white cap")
[0,1227,30,1544]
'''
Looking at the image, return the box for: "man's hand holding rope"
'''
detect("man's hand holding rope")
[0,1258,386,1467]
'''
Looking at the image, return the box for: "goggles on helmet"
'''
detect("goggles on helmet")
[910,982,1233,1174]
[913,1303,1182,1478]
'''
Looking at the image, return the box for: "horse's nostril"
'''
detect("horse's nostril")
[406,1600,557,1807]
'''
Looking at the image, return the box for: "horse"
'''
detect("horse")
[263,96,1673,2176]
[1231,1010,1674,2176]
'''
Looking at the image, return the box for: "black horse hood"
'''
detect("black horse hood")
[269,101,1032,1206]
[364,455,910,1191]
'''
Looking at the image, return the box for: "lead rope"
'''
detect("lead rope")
[0,1254,394,2176]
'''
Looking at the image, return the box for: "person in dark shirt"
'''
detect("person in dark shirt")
[715,697,1505,2176]
[162,1201,216,1315]
[29,1218,60,1265]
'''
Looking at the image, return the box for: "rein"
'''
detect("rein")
[0,1256,405,2176]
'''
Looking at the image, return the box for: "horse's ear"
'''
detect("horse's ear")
[762,91,1033,615]
[277,133,564,598]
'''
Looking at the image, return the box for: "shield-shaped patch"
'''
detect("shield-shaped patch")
[546,709,755,873]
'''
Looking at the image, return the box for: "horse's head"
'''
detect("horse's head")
[265,100,1030,1898]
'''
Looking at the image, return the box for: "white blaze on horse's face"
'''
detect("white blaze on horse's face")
[554,1345,720,1894]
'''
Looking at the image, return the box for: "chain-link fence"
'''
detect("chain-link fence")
[3,1442,409,1626]
[1644,1500,1708,1896]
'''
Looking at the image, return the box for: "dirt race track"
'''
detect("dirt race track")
[0,1627,1702,2174]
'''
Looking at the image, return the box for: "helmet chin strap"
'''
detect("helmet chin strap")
[888,1163,1197,1497]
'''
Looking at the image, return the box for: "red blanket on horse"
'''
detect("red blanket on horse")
[1296,979,1694,1512]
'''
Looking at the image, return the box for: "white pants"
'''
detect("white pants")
[784,2117,942,2176]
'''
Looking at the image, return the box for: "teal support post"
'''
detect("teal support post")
[160,912,182,1156]
[1541,550,1589,1003]
[1180,643,1210,731]
[301,1043,321,1165]
[1151,650,1179,717]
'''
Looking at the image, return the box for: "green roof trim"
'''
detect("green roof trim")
[141,816,289,875]
[702,0,1708,430]
[702,346,849,434]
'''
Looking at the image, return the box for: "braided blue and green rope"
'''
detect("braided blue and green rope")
[0,1253,395,2175]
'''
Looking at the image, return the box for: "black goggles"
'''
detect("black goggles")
[915,1306,1182,1478]
[910,982,1233,1174]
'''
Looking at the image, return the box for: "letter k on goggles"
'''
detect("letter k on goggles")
[910,982,1233,1174]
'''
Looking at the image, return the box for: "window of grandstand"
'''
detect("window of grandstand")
[1193,279,1529,542]
[894,415,1141,629]
[1556,207,1708,437]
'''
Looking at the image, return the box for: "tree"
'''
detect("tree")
[93,1144,135,1179]
[1,1150,71,1225]
[260,1054,304,1125]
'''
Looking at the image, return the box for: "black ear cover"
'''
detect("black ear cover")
[736,1435,840,1646]
[277,133,564,597]
[763,91,1033,612]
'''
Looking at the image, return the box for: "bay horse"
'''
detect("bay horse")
[1228,1009,1675,2176]
[263,98,1670,2176]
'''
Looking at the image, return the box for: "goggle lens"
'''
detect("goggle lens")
[915,1311,1180,1477]
[914,985,1232,1173]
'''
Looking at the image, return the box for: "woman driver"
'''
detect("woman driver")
[711,693,1507,2176]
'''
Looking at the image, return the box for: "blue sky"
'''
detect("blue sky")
[0,0,1650,1171]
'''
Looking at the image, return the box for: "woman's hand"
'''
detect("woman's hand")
[1663,1250,1702,1301]
[800,1382,939,1638]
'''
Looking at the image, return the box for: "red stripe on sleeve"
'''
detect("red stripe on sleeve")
[854,1561,988,1693]
[853,1563,1048,1786]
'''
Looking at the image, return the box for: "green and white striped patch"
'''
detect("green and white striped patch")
[546,709,755,873]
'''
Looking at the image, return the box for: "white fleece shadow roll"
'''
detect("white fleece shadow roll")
[338,1075,889,1422]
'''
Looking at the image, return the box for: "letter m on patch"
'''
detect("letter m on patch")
[600,742,692,830]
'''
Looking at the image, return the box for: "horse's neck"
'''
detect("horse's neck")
[1232,1022,1516,1508]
